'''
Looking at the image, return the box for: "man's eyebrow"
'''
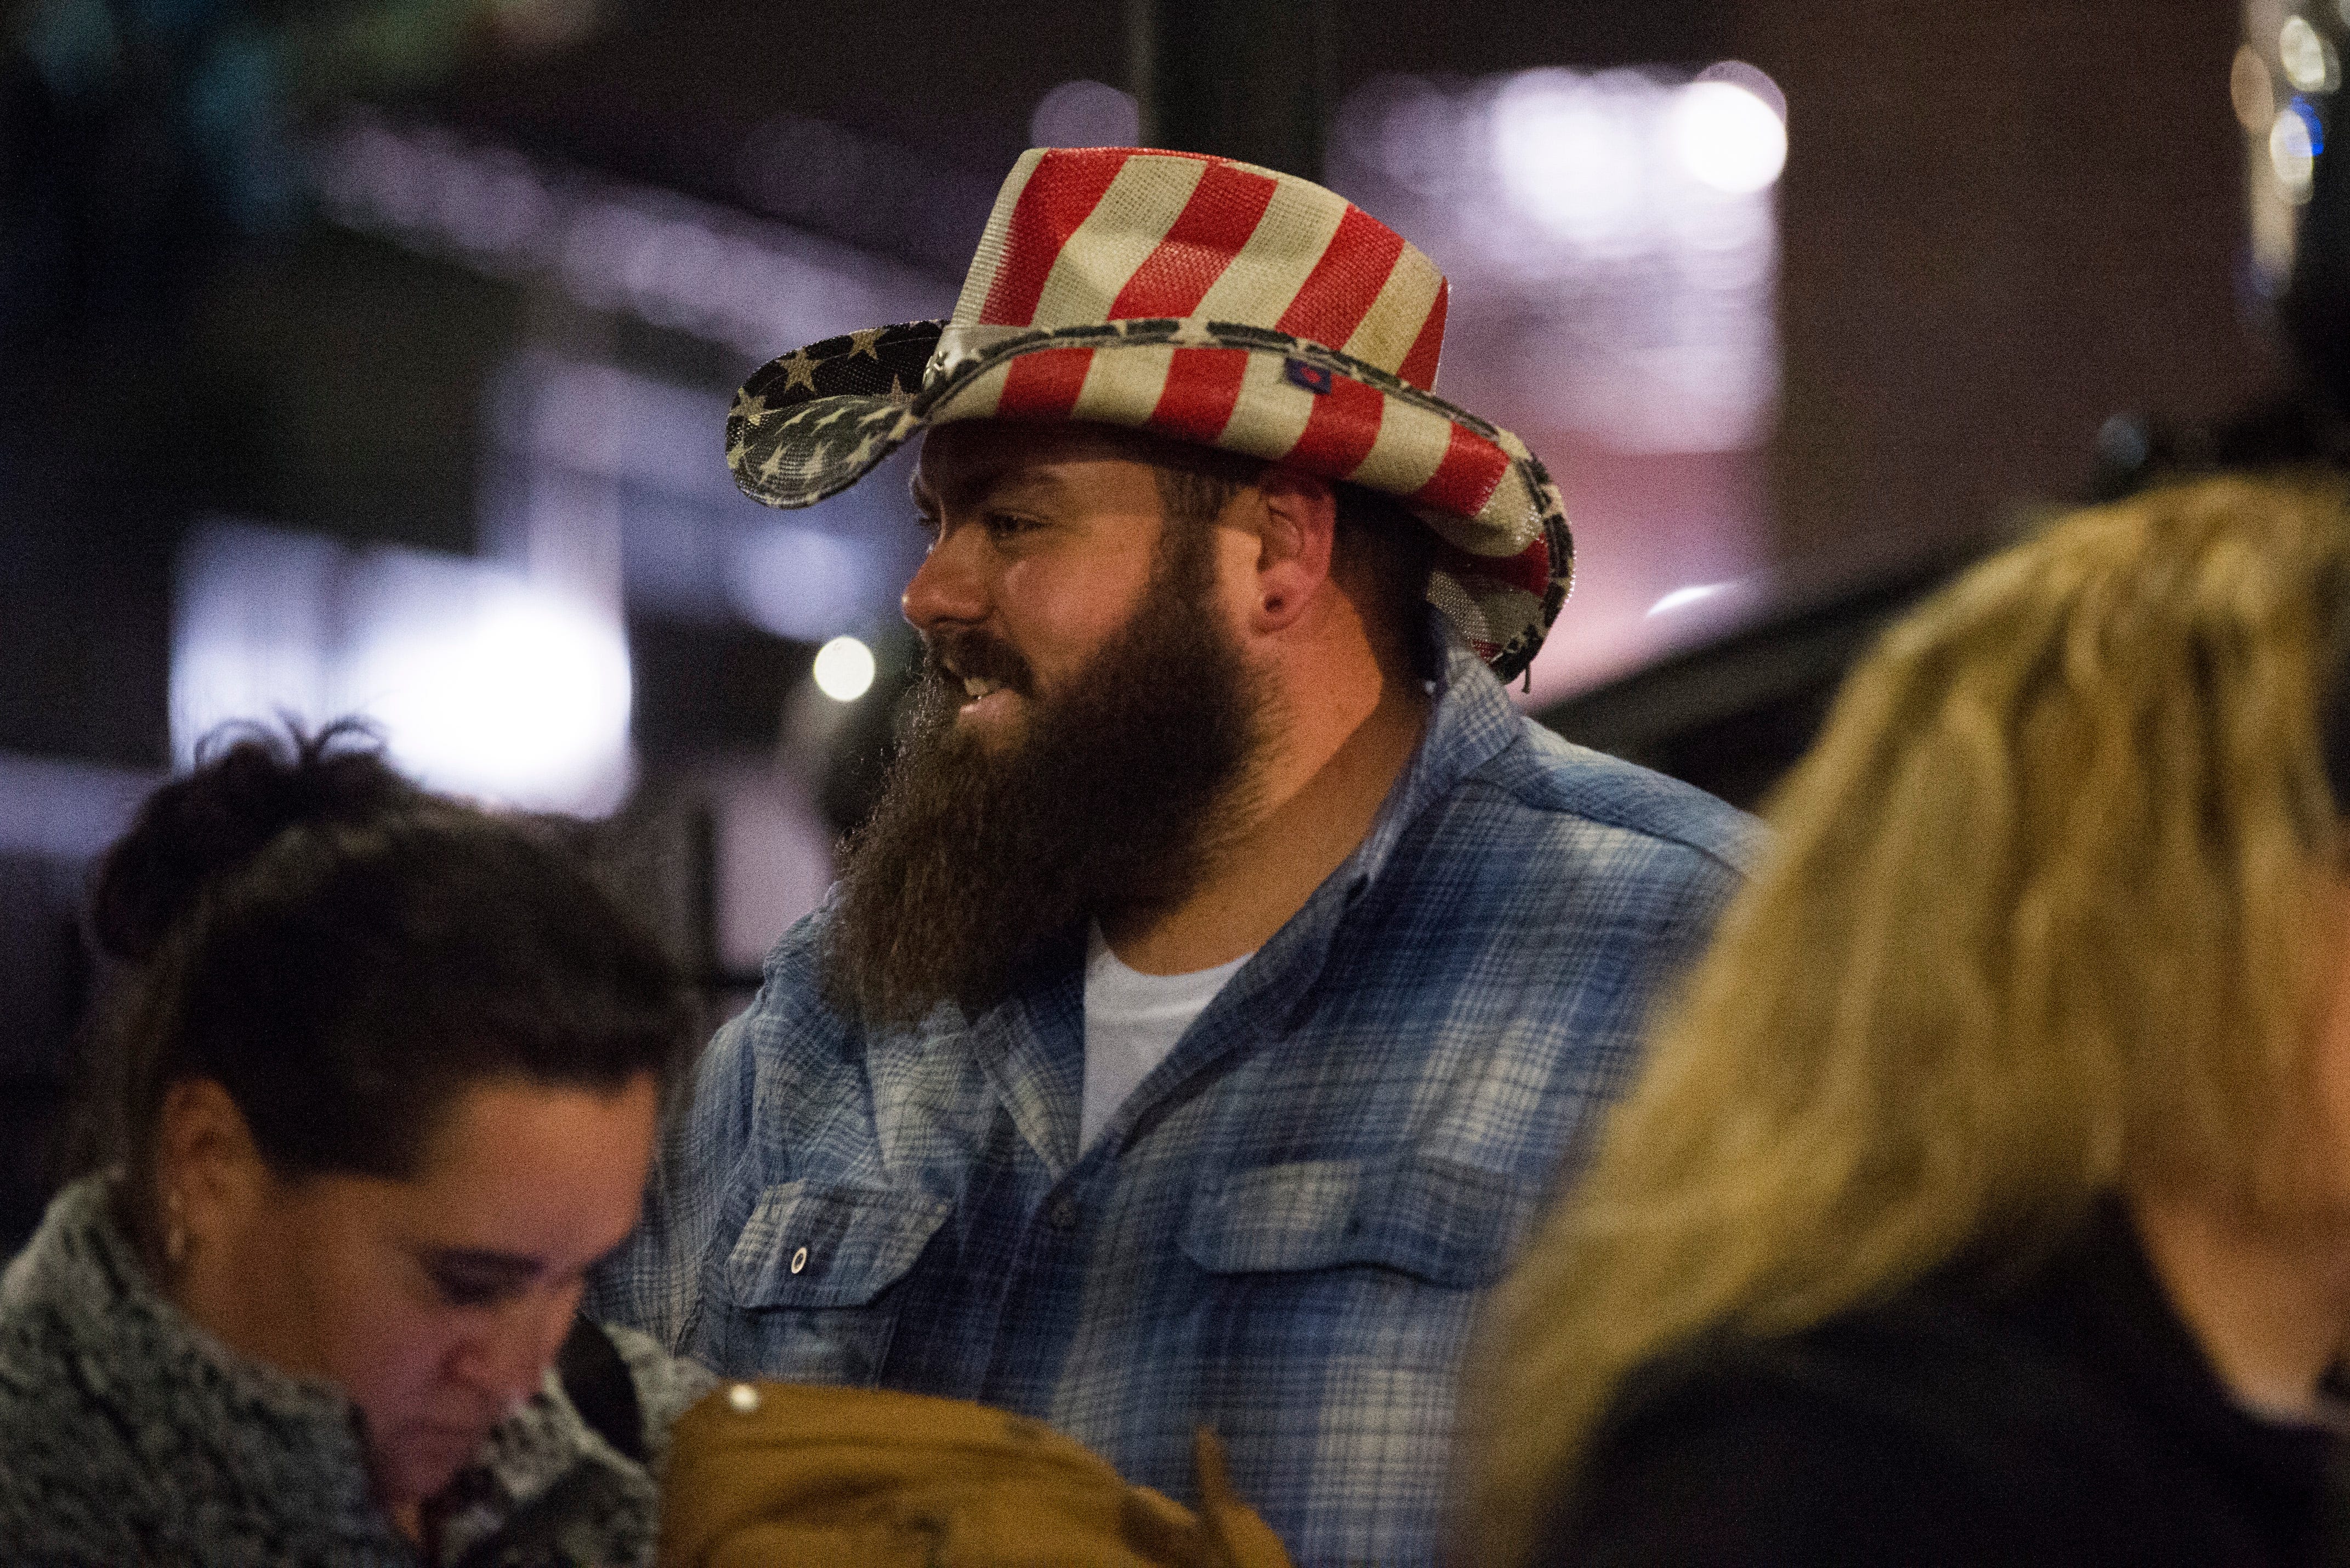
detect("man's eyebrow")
[913,463,1071,516]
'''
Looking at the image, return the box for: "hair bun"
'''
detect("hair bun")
[90,721,423,964]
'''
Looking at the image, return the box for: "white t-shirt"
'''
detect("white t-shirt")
[1080,923,1253,1152]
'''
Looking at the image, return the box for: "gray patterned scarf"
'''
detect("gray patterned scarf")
[0,1177,697,1567]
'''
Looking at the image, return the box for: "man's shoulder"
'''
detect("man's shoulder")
[730,908,952,1075]
[754,905,836,1001]
[1446,714,1760,878]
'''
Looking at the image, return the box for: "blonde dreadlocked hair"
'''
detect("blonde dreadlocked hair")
[1466,473,2350,1565]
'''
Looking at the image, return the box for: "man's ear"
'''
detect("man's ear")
[1247,467,1337,636]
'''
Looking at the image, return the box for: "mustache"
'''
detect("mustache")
[921,628,1037,695]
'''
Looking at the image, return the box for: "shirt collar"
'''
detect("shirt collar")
[1336,624,1529,900]
[1067,629,1525,1150]
[952,624,1528,1175]
[1218,630,1512,982]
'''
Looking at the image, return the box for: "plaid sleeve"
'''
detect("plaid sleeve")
[584,997,764,1351]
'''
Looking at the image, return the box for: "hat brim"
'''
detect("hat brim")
[726,317,1571,681]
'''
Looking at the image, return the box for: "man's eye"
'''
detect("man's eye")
[984,512,1037,539]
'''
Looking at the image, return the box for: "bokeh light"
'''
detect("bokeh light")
[313,111,951,360]
[1647,582,1730,617]
[1332,63,1784,455]
[2234,44,2278,132]
[2282,15,2338,94]
[348,567,633,807]
[1671,79,1787,195]
[1490,70,1649,248]
[1030,79,1140,147]
[2274,102,2318,200]
[173,522,634,813]
[812,636,877,703]
[1326,61,1784,705]
[728,523,874,642]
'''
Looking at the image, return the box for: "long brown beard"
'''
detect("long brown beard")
[824,524,1268,1027]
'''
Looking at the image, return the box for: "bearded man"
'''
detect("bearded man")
[591,147,1754,1561]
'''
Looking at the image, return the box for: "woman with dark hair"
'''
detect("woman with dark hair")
[0,725,709,1565]
[1469,475,2350,1566]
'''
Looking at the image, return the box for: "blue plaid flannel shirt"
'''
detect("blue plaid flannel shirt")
[589,639,1755,1561]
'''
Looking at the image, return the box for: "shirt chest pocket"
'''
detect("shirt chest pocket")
[717,1181,950,1382]
[1178,1153,1534,1290]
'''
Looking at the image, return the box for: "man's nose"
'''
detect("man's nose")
[902,526,990,633]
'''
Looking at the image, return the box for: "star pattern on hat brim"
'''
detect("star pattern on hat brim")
[774,350,819,394]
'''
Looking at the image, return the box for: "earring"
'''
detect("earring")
[164,1189,189,1267]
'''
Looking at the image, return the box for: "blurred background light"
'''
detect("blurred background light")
[2274,101,2318,198]
[168,522,337,754]
[2235,43,2278,132]
[811,637,877,703]
[0,754,154,862]
[2282,15,2339,93]
[173,521,633,812]
[1671,79,1787,195]
[343,557,632,808]
[491,351,723,499]
[1647,582,1730,617]
[1490,70,1649,248]
[18,0,121,97]
[2297,93,2328,157]
[726,524,875,642]
[489,0,601,54]
[1327,60,1784,703]
[314,110,951,357]
[480,348,921,644]
[1030,79,1140,147]
[1331,63,1783,452]
[1693,59,1786,121]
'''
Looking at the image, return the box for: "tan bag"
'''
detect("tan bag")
[657,1382,1294,1568]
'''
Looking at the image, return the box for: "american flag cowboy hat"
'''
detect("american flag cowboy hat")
[726,146,1573,680]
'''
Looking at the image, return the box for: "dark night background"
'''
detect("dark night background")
[0,0,2285,1247]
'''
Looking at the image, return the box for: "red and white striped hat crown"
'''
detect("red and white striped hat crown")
[729,147,1571,679]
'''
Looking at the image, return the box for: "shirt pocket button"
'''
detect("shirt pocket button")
[790,1245,810,1274]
